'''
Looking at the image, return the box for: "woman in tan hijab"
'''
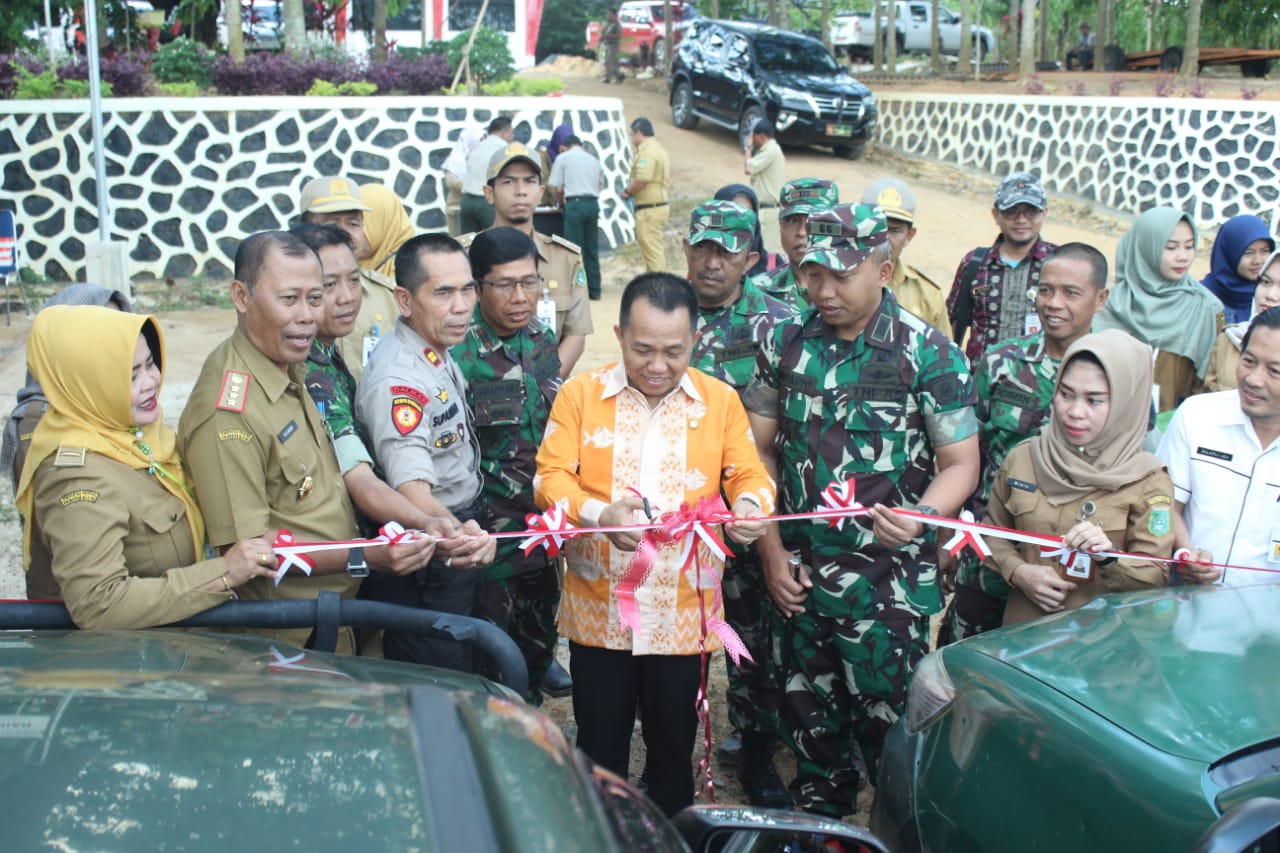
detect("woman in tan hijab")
[984,329,1176,625]
[17,306,279,629]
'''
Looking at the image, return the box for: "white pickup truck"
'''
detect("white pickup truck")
[831,2,995,61]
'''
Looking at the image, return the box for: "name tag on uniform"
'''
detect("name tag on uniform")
[1269,527,1280,564]
[1196,447,1233,462]
[1063,551,1093,582]
[536,292,556,330]
[278,420,297,443]
[1024,311,1041,336]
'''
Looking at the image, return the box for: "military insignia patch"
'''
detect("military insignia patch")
[1147,495,1172,536]
[59,489,99,506]
[574,268,587,287]
[217,428,253,443]
[435,387,449,403]
[53,447,86,467]
[390,385,428,436]
[216,371,250,412]
[434,431,458,449]
[423,347,441,366]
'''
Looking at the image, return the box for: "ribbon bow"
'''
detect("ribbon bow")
[818,479,863,530]
[271,530,317,585]
[943,510,993,559]
[519,501,576,557]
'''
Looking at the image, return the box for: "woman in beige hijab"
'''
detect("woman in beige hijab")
[984,329,1176,625]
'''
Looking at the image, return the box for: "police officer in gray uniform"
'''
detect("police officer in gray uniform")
[356,232,497,672]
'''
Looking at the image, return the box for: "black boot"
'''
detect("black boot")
[717,728,742,759]
[541,659,573,698]
[738,731,792,809]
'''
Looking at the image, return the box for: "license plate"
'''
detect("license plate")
[827,123,853,137]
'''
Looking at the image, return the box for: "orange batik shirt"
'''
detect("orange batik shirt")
[534,363,775,656]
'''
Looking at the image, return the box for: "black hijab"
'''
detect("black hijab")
[714,183,770,277]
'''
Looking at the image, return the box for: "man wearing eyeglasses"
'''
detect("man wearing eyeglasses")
[945,171,1058,363]
[356,232,497,672]
[462,141,593,378]
[452,226,571,701]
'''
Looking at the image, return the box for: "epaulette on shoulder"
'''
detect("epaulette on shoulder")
[908,263,941,291]
[216,370,250,412]
[53,446,86,468]
[551,233,582,254]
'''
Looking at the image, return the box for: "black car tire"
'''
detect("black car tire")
[739,104,766,149]
[834,142,867,160]
[671,81,700,129]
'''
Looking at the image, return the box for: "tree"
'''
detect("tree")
[930,0,942,72]
[885,0,897,70]
[1019,0,1033,76]
[957,0,971,68]
[283,0,305,52]
[372,0,387,61]
[1180,0,1200,79]
[227,0,244,59]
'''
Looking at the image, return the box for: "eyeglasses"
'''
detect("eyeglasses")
[480,274,544,295]
[998,205,1045,221]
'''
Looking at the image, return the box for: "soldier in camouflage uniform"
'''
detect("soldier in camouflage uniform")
[683,200,795,807]
[752,178,839,309]
[938,242,1111,645]
[744,203,980,818]
[453,227,569,701]
[293,223,451,547]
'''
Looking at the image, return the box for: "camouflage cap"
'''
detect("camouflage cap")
[860,177,916,224]
[687,200,757,253]
[780,178,839,218]
[994,171,1047,210]
[802,203,889,271]
[487,141,542,182]
[300,177,370,214]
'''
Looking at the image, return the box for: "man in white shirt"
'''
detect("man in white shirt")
[460,117,515,234]
[1158,307,1280,585]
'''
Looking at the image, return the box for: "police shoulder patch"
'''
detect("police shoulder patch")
[216,370,250,412]
[389,385,427,436]
[58,489,99,506]
[217,428,253,443]
[53,447,86,468]
[551,233,582,254]
[574,267,587,287]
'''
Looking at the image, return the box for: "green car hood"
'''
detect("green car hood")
[0,631,613,852]
[960,584,1280,763]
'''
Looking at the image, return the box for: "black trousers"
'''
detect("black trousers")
[361,494,485,673]
[569,643,701,817]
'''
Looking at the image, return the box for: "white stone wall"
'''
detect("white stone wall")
[877,93,1278,230]
[1,96,633,280]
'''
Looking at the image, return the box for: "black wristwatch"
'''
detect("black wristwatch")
[914,504,940,517]
[346,546,369,578]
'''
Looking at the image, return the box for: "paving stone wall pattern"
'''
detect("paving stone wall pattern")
[1,96,633,281]
[876,94,1279,233]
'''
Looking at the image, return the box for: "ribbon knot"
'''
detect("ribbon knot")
[519,501,576,558]
[943,510,993,559]
[271,530,317,585]
[819,479,863,530]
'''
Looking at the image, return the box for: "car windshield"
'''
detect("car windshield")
[754,35,839,74]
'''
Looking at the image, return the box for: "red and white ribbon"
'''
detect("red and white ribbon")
[519,501,575,558]
[818,479,863,531]
[943,510,993,559]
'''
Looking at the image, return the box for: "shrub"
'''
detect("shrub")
[1188,78,1211,99]
[14,66,58,99]
[1022,73,1044,95]
[1153,73,1177,98]
[482,76,563,96]
[365,51,452,94]
[0,53,43,98]
[1242,83,1261,101]
[430,26,513,83]
[213,51,358,95]
[157,80,201,97]
[58,55,151,96]
[1108,75,1126,96]
[307,78,378,96]
[1067,80,1087,97]
[152,36,215,88]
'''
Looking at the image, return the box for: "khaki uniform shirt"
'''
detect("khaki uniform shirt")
[1203,328,1242,393]
[26,450,232,629]
[985,442,1173,627]
[746,138,786,206]
[339,268,401,382]
[890,261,952,339]
[630,137,669,206]
[179,329,360,648]
[355,319,483,512]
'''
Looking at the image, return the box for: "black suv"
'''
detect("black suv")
[668,20,877,159]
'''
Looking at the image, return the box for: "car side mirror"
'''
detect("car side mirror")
[1192,797,1280,853]
[673,806,892,853]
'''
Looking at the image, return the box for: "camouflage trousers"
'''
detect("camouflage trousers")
[779,607,929,818]
[480,549,561,705]
[722,548,780,736]
[936,555,1010,647]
